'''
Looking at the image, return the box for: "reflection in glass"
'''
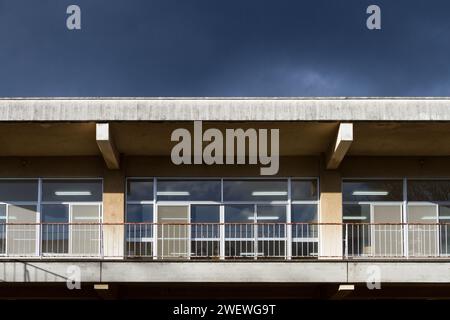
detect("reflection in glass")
[42,179,102,202]
[343,180,403,201]
[223,179,288,201]
[408,180,450,202]
[126,204,154,257]
[291,179,317,201]
[127,179,154,201]
[343,204,371,256]
[157,180,220,201]
[41,204,69,254]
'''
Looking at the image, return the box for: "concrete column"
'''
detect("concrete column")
[102,169,125,258]
[319,158,343,259]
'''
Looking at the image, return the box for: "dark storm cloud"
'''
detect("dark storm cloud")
[0,0,449,96]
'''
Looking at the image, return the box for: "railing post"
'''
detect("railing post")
[344,223,348,259]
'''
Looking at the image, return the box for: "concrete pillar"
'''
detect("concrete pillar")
[102,169,125,258]
[319,158,343,259]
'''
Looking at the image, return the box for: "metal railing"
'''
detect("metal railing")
[343,223,450,258]
[1,222,450,259]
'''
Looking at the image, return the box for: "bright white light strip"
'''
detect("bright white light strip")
[251,191,287,196]
[159,217,188,221]
[54,191,92,196]
[157,191,190,196]
[248,216,280,220]
[352,191,388,196]
[343,216,367,220]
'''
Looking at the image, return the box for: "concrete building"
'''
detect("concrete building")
[1,97,450,299]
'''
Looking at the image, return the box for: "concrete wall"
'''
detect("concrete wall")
[1,261,450,284]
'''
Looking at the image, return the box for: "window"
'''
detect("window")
[0,180,38,202]
[291,179,317,201]
[223,179,288,201]
[291,204,318,257]
[191,205,220,257]
[41,179,102,256]
[157,179,220,201]
[0,179,39,256]
[126,179,154,257]
[125,178,319,259]
[127,179,153,202]
[42,179,102,202]
[407,180,450,256]
[343,180,403,202]
[343,179,403,257]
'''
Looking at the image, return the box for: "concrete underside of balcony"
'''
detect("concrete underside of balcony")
[0,260,449,284]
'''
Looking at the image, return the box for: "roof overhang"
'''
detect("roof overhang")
[1,98,450,121]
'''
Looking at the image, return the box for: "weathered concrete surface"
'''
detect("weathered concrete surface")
[0,261,101,283]
[1,260,450,283]
[347,262,450,283]
[101,262,347,283]
[1,98,450,121]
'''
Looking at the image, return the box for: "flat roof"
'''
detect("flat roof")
[1,98,450,121]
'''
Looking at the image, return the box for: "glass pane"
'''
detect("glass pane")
[191,205,220,239]
[71,205,100,256]
[407,205,438,257]
[343,180,403,202]
[157,180,220,201]
[157,206,189,258]
[291,204,318,238]
[0,180,38,202]
[291,179,318,201]
[257,205,286,238]
[41,204,69,254]
[7,205,37,256]
[42,179,102,202]
[223,179,288,201]
[127,204,153,222]
[439,205,450,256]
[125,204,153,257]
[343,204,370,223]
[127,179,153,201]
[373,205,403,257]
[408,180,450,202]
[343,204,370,256]
[225,204,254,239]
[0,205,5,254]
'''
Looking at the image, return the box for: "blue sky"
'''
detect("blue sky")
[0,0,449,96]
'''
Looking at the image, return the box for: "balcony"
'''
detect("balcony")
[0,222,449,259]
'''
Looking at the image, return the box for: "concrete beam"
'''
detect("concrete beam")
[96,123,120,169]
[2,98,450,121]
[326,123,353,169]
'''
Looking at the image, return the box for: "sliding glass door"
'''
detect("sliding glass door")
[157,205,189,258]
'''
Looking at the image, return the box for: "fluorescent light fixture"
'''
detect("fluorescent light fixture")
[352,191,388,196]
[248,216,280,220]
[159,217,188,221]
[420,216,439,220]
[251,191,287,196]
[343,216,367,220]
[440,216,450,220]
[157,191,190,196]
[54,191,92,196]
